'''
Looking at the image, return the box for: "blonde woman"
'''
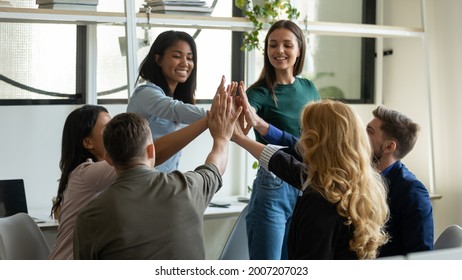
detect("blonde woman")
[233,99,389,259]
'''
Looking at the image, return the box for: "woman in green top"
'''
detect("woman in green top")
[245,20,320,260]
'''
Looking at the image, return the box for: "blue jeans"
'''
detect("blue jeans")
[245,168,300,260]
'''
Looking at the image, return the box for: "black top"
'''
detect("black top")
[289,189,356,259]
[268,149,356,259]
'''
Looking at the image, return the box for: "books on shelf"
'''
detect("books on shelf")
[140,0,213,16]
[38,3,97,11]
[36,0,98,4]
[0,0,12,7]
[140,4,213,15]
[36,0,98,11]
[144,0,206,6]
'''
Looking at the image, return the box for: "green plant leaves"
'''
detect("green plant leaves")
[235,0,248,10]
[235,0,300,51]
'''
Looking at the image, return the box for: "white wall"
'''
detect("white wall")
[379,0,462,238]
[0,105,75,218]
[426,0,462,237]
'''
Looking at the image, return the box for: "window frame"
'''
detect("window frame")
[0,0,376,106]
[0,24,86,106]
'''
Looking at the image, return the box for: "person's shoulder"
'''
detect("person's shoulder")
[185,164,222,185]
[296,77,317,89]
[150,168,203,185]
[297,189,340,220]
[194,163,221,175]
[395,163,430,197]
[75,192,102,222]
[246,84,270,104]
[247,80,269,93]
[396,163,423,184]
[78,181,119,219]
[301,189,330,206]
[72,159,109,174]
[133,82,165,96]
[72,159,93,173]
[161,164,221,191]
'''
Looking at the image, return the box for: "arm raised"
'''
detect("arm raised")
[206,90,242,175]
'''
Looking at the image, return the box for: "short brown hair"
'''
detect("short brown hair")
[372,106,420,159]
[103,112,152,167]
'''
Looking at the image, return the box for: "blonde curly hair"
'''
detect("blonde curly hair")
[298,99,389,259]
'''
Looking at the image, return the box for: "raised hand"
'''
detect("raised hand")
[208,83,243,142]
[233,82,256,135]
[214,75,226,97]
[205,78,243,175]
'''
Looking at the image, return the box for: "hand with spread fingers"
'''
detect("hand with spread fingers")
[234,81,270,136]
[206,78,243,175]
[208,86,242,142]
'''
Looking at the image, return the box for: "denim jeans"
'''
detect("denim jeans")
[245,168,300,260]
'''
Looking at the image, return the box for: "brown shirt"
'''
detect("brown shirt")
[73,163,222,260]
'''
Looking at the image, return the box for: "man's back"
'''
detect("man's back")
[379,161,434,257]
[73,164,222,260]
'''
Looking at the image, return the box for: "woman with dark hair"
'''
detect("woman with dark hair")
[49,105,115,260]
[243,20,320,260]
[127,30,206,172]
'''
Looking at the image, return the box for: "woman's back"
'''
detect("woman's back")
[289,189,356,260]
[49,160,116,259]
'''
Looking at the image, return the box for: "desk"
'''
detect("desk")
[205,197,247,219]
[37,196,248,259]
[37,220,59,250]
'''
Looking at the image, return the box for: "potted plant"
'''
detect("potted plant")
[235,0,300,51]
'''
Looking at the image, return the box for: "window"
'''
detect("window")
[0,1,81,104]
[96,27,233,103]
[95,0,233,103]
[249,0,376,103]
[0,0,232,105]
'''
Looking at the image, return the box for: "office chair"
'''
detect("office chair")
[0,213,50,260]
[219,205,249,260]
[434,224,462,250]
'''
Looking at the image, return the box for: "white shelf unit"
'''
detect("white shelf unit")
[0,7,424,36]
[0,6,424,97]
[0,7,127,24]
[0,0,434,192]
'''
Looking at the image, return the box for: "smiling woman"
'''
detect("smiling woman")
[126,30,207,173]
[244,20,320,260]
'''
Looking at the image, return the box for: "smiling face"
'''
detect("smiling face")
[267,28,300,75]
[83,111,112,162]
[155,39,194,95]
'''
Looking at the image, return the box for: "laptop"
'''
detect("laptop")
[0,179,44,223]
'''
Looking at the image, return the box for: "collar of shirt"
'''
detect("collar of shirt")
[381,161,400,176]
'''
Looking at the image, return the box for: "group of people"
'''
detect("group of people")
[47,19,434,260]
